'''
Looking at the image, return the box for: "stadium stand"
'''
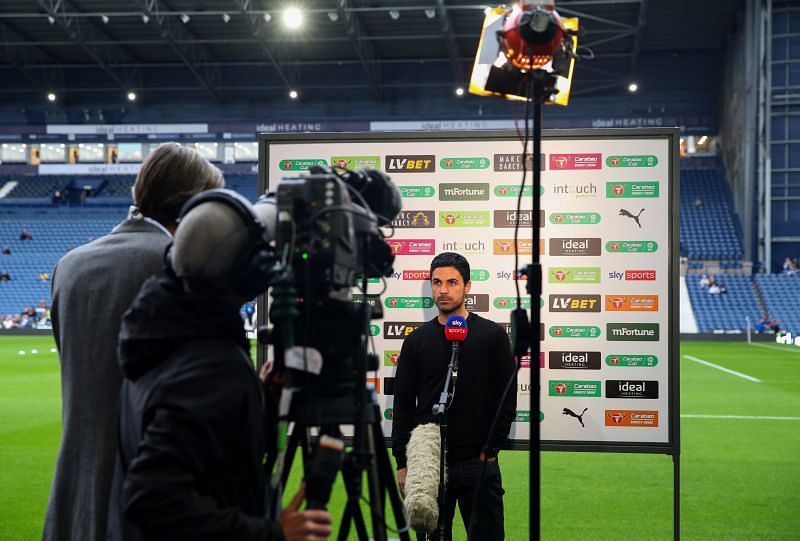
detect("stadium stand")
[753,274,800,335]
[679,165,743,260]
[684,274,763,333]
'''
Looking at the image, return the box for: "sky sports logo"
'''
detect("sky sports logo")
[549,153,602,170]
[494,210,544,228]
[386,239,435,255]
[386,155,435,173]
[391,210,435,228]
[548,351,601,370]
[607,323,660,341]
[608,269,657,281]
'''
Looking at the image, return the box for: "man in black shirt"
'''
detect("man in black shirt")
[392,252,517,541]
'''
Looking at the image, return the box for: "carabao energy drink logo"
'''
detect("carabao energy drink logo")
[331,156,381,169]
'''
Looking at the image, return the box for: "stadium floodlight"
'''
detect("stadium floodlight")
[127,91,137,102]
[141,13,150,24]
[455,87,465,96]
[263,12,272,23]
[327,11,338,22]
[425,8,436,19]
[283,7,302,29]
[628,82,639,93]
[389,10,400,20]
[289,89,299,99]
[47,15,55,24]
[101,15,109,24]
[222,13,231,23]
[47,92,56,102]
[180,13,190,24]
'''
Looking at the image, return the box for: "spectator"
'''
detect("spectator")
[699,274,710,287]
[43,142,225,541]
[770,319,781,333]
[783,257,797,275]
[0,270,10,281]
[2,314,15,329]
[2,244,10,255]
[718,283,728,294]
[52,190,63,204]
[35,299,47,321]
[20,228,33,241]
[39,271,50,282]
[708,283,721,295]
[694,195,703,208]
[19,311,33,329]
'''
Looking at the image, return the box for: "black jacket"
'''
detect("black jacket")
[107,276,283,541]
[391,313,517,468]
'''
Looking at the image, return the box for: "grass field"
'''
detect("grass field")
[1,336,799,540]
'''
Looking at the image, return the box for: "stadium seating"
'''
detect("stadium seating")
[679,166,743,260]
[753,274,800,335]
[684,274,763,333]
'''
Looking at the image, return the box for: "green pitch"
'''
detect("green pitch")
[1,337,799,540]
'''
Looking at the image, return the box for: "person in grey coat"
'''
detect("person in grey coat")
[42,142,224,541]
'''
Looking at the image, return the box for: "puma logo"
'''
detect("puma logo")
[619,208,645,228]
[562,407,588,427]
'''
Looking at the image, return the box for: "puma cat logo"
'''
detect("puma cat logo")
[619,208,645,228]
[562,407,588,427]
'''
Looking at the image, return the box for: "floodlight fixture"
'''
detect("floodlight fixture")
[455,87,465,96]
[180,13,190,24]
[628,82,639,93]
[101,15,109,24]
[127,91,137,102]
[283,7,303,29]
[289,89,299,99]
[47,92,57,102]
[389,10,400,20]
[425,9,436,19]
[141,13,150,24]
[47,15,55,24]
[327,11,338,22]
[264,12,272,23]
[222,13,231,23]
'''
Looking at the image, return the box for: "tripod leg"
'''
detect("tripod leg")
[339,456,370,541]
[370,423,412,541]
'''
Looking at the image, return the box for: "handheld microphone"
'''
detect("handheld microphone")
[444,315,468,343]
[305,435,344,510]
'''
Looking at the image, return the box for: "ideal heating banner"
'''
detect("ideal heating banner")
[260,129,679,454]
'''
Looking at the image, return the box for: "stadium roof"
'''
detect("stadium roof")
[0,0,744,105]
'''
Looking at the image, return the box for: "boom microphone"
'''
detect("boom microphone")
[404,423,441,533]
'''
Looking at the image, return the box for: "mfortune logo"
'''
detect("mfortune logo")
[607,323,660,341]
[439,183,490,201]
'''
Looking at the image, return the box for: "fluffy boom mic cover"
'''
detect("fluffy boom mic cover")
[404,423,442,533]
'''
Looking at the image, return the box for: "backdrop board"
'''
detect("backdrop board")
[258,129,680,456]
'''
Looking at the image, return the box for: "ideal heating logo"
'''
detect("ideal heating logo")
[493,210,545,228]
[605,380,659,399]
[549,238,601,256]
[548,351,601,370]
[386,155,435,173]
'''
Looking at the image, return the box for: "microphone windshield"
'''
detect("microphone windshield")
[444,315,468,342]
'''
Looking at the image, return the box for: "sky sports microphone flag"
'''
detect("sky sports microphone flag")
[445,315,468,343]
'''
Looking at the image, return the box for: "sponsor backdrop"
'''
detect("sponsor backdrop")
[260,130,679,453]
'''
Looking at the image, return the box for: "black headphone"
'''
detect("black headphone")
[164,188,275,299]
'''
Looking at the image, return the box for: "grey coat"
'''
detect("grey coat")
[43,218,172,541]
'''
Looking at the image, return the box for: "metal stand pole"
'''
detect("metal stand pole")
[673,453,680,541]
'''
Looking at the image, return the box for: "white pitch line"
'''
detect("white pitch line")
[681,414,800,421]
[682,354,762,383]
[748,342,800,354]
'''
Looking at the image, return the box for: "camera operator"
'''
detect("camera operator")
[392,252,517,541]
[107,189,332,541]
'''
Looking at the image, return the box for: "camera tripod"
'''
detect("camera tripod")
[272,384,411,541]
